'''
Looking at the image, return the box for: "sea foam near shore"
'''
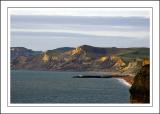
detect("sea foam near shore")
[116,78,131,88]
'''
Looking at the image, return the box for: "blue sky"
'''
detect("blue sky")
[10,8,150,51]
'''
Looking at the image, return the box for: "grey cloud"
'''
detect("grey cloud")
[11,15,149,27]
[11,31,148,39]
[11,23,149,32]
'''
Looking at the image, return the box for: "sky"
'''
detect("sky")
[10,8,150,51]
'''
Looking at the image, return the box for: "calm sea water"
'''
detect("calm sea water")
[11,70,130,103]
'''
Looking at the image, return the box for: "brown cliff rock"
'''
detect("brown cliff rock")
[129,64,150,103]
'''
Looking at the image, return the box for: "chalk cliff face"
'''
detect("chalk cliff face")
[129,64,150,103]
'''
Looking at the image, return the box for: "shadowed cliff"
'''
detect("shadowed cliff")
[129,64,150,103]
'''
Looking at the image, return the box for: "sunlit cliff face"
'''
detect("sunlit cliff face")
[113,58,126,67]
[42,52,49,62]
[99,56,108,62]
[142,58,149,66]
[71,47,83,56]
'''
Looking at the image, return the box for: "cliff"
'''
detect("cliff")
[129,64,150,103]
[11,45,149,72]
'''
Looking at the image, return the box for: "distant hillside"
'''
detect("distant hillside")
[47,47,74,53]
[78,45,149,59]
[46,47,74,56]
[118,48,149,62]
[11,45,149,74]
[11,47,42,61]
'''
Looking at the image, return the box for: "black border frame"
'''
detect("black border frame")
[7,7,153,108]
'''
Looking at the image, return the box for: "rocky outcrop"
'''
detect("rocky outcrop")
[129,64,150,103]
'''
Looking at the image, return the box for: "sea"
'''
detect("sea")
[11,70,130,103]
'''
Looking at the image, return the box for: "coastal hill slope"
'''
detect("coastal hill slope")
[11,45,149,75]
[11,47,42,61]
